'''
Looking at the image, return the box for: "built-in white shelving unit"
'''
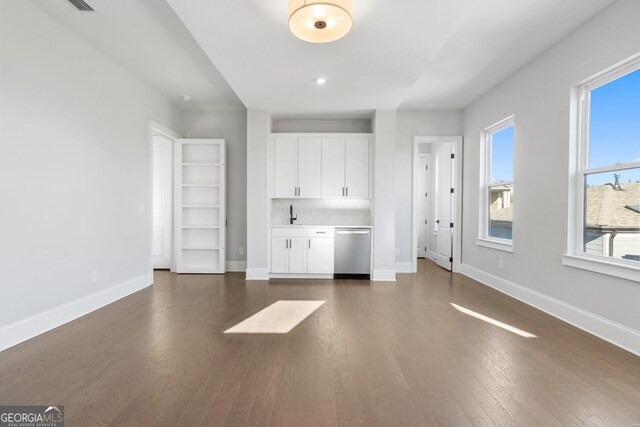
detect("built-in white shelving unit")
[174,139,225,273]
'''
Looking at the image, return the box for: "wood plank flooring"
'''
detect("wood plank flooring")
[1,260,639,426]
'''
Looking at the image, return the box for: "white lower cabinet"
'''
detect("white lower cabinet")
[307,237,334,274]
[288,238,308,274]
[270,237,289,273]
[270,227,334,276]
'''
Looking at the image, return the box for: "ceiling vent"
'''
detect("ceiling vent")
[66,0,94,12]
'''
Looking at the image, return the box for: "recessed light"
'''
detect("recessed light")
[315,77,327,85]
[180,95,191,102]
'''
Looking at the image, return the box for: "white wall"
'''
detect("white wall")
[246,110,271,279]
[461,0,640,351]
[271,119,372,133]
[0,0,182,341]
[395,111,462,265]
[181,110,247,268]
[372,110,397,280]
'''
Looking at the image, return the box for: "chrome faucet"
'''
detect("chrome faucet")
[289,204,297,225]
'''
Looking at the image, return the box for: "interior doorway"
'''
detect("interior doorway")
[153,134,173,269]
[148,121,181,274]
[416,153,431,259]
[412,136,463,273]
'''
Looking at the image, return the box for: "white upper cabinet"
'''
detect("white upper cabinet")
[272,134,371,199]
[345,138,370,198]
[272,136,322,198]
[297,138,322,198]
[273,137,297,198]
[321,138,346,197]
[321,137,370,199]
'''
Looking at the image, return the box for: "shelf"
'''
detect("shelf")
[177,140,224,274]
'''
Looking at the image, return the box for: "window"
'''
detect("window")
[478,116,515,251]
[564,57,640,281]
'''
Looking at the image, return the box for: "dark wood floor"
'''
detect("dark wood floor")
[1,260,639,426]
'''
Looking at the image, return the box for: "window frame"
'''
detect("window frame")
[564,55,640,282]
[477,115,515,252]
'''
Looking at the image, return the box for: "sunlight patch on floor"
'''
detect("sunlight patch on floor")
[224,300,326,334]
[450,303,537,338]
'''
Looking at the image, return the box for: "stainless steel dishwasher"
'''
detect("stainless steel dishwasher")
[334,228,371,279]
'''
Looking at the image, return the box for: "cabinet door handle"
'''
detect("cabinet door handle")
[342,187,345,197]
[346,187,349,197]
[298,187,301,197]
[309,240,311,249]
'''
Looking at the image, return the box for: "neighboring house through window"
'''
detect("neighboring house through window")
[564,56,640,281]
[478,116,515,252]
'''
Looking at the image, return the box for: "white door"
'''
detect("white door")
[436,144,454,270]
[153,135,172,269]
[321,139,346,197]
[297,138,322,198]
[345,138,369,198]
[308,238,334,274]
[273,137,297,198]
[271,237,289,273]
[417,155,431,258]
[288,238,308,273]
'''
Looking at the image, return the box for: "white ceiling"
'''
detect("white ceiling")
[33,0,616,115]
[166,0,615,115]
[31,0,244,111]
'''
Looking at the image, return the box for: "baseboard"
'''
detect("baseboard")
[0,274,152,353]
[428,251,438,261]
[270,274,334,279]
[226,261,247,272]
[372,269,396,281]
[395,262,413,273]
[245,268,269,281]
[460,264,640,356]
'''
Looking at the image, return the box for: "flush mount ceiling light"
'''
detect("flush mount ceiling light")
[288,0,352,43]
[315,77,327,84]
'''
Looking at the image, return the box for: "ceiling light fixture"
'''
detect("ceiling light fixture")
[315,77,327,85]
[288,0,352,43]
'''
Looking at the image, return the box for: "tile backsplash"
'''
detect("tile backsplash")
[271,199,371,226]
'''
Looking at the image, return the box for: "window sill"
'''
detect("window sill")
[476,238,514,253]
[562,254,640,283]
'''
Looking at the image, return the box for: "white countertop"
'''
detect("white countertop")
[269,224,374,229]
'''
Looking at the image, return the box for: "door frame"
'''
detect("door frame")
[148,120,181,279]
[412,136,463,273]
